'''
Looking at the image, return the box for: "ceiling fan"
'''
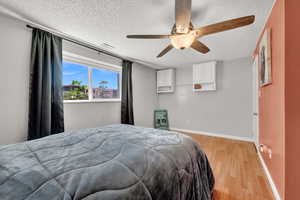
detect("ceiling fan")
[126,0,255,58]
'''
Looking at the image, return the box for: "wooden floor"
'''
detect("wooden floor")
[182,132,274,200]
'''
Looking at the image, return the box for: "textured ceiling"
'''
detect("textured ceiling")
[0,0,274,68]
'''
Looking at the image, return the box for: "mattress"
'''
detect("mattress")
[0,124,214,200]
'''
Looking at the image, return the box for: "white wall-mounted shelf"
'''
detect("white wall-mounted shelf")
[193,61,216,92]
[157,69,175,93]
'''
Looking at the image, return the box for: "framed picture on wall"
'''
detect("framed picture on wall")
[259,29,272,87]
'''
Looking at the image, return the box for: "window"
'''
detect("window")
[63,62,89,100]
[91,68,120,99]
[62,52,121,102]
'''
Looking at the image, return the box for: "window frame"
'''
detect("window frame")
[63,51,122,103]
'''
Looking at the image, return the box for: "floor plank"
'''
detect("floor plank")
[180,132,274,200]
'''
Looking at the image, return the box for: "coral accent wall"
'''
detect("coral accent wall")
[254,0,285,198]
[284,0,300,199]
[255,0,300,199]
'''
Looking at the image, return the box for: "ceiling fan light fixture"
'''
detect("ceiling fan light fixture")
[126,0,255,58]
[170,34,196,49]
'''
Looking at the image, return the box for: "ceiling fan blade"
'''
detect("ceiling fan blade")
[191,40,210,54]
[175,0,192,33]
[127,35,171,39]
[195,15,255,37]
[157,44,173,58]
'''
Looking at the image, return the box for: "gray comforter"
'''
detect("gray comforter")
[0,124,214,200]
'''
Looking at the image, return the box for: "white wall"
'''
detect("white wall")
[0,14,157,144]
[158,57,253,139]
[64,102,121,131]
[0,14,31,144]
[132,62,157,127]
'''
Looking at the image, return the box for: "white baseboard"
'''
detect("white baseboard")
[170,127,254,142]
[256,146,281,200]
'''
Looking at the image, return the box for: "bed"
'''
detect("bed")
[0,124,214,200]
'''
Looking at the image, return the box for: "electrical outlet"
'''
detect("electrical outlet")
[268,148,272,159]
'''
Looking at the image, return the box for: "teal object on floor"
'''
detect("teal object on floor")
[154,109,169,130]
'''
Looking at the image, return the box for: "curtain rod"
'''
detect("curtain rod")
[26,24,127,62]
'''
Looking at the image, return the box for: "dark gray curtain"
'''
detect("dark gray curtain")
[28,28,64,140]
[121,60,134,125]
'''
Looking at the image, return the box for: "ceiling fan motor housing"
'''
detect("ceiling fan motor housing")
[172,23,194,34]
